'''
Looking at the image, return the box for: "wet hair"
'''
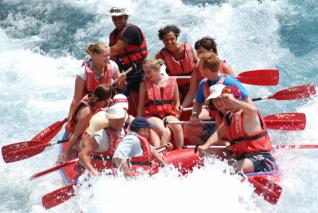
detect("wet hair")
[86,41,109,56]
[199,52,220,72]
[158,25,181,40]
[143,57,165,70]
[88,84,112,106]
[194,36,218,54]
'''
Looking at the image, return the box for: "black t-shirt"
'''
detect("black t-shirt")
[122,25,143,45]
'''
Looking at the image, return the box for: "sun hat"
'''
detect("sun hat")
[205,84,242,102]
[205,84,226,102]
[112,94,129,110]
[106,7,130,16]
[106,105,126,119]
[130,117,157,132]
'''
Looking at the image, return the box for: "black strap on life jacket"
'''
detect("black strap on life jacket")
[144,100,173,108]
[223,131,268,146]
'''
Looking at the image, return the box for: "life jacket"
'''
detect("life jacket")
[83,60,113,94]
[128,132,153,170]
[223,110,272,158]
[160,43,195,86]
[66,95,91,135]
[203,76,226,120]
[91,128,125,170]
[143,77,177,118]
[109,24,148,67]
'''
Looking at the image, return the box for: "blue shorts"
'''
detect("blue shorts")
[242,152,277,172]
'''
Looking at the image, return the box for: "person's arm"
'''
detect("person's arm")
[78,136,99,176]
[64,107,92,157]
[173,80,181,117]
[222,62,235,76]
[198,123,225,153]
[68,76,85,121]
[151,148,166,166]
[112,158,132,176]
[137,82,146,116]
[181,70,199,107]
[110,40,127,57]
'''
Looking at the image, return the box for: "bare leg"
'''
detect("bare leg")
[165,116,184,149]
[231,158,254,173]
[147,117,171,146]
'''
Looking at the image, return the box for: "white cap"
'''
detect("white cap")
[112,94,129,110]
[106,7,130,16]
[205,84,226,102]
[106,105,126,119]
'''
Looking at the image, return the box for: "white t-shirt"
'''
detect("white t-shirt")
[77,60,119,81]
[113,132,143,160]
[93,128,125,152]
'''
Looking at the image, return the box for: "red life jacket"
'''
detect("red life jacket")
[160,43,195,86]
[91,128,125,170]
[128,132,153,170]
[223,110,272,158]
[83,60,113,94]
[203,76,226,120]
[143,77,177,118]
[66,95,91,135]
[109,24,148,66]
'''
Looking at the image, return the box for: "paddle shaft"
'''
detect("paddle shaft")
[111,67,133,86]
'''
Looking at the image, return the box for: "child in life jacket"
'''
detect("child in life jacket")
[137,57,183,149]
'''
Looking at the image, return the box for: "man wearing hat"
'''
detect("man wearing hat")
[107,7,148,116]
[86,93,130,136]
[79,105,127,176]
[112,116,166,177]
[197,84,276,173]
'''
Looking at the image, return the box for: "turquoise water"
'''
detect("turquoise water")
[0,0,317,212]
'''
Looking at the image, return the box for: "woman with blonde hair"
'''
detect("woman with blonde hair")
[67,41,125,124]
[137,57,183,149]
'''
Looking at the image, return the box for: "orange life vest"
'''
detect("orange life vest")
[109,24,148,67]
[143,77,177,118]
[160,43,195,86]
[66,95,90,135]
[83,60,113,94]
[223,110,272,158]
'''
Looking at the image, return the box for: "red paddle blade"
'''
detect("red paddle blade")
[42,184,75,209]
[236,69,279,86]
[264,113,306,131]
[31,118,67,143]
[2,140,46,163]
[269,84,317,100]
[30,159,79,180]
[248,176,282,205]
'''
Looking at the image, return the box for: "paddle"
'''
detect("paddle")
[247,176,282,204]
[175,69,279,86]
[252,84,316,101]
[164,112,306,131]
[42,184,76,209]
[2,139,69,163]
[275,144,318,149]
[30,118,67,142]
[30,158,79,180]
[111,67,133,86]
